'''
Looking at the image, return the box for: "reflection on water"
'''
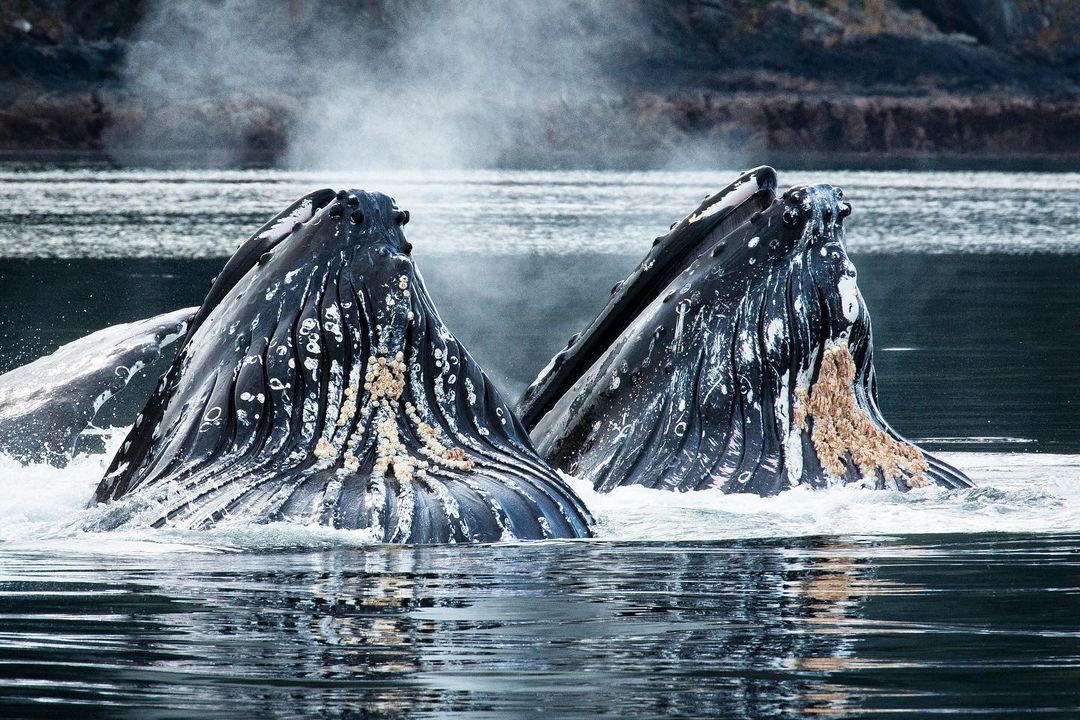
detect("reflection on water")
[1,167,1079,718]
[1,536,1077,718]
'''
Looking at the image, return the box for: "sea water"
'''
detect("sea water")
[0,166,1078,718]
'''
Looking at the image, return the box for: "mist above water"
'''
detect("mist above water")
[111,0,650,168]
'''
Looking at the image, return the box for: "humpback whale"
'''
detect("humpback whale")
[0,170,974,543]
[0,308,195,465]
[519,168,972,495]
[85,189,592,541]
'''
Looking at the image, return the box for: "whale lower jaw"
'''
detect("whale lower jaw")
[86,452,588,544]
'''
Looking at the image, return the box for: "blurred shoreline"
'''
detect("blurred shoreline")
[2,0,1078,169]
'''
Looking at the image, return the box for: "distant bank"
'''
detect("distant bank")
[2,0,1078,169]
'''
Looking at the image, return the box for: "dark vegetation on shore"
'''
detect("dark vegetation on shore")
[2,0,1078,167]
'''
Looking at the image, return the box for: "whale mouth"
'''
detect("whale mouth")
[523,171,971,496]
[92,189,591,542]
[518,166,778,430]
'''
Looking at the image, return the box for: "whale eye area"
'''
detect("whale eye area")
[782,207,800,226]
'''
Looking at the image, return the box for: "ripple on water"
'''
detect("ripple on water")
[1,169,1079,258]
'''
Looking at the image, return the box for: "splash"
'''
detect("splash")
[2,428,1078,553]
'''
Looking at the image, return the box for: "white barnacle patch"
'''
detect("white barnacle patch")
[748,236,760,248]
[355,345,478,486]
[766,317,786,352]
[284,268,302,284]
[265,282,280,301]
[199,406,222,433]
[610,373,621,390]
[336,383,359,428]
[313,436,335,461]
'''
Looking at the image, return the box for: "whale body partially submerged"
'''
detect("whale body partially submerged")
[89,189,593,541]
[520,167,972,495]
[0,169,971,543]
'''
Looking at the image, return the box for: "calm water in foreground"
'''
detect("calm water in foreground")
[0,166,1078,718]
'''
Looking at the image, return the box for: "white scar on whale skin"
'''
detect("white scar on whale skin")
[686,176,759,225]
[258,198,315,242]
[837,262,860,325]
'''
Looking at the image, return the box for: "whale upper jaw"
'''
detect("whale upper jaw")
[91,190,592,542]
[517,166,779,431]
[523,170,972,496]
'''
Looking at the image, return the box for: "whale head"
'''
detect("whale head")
[522,169,971,495]
[93,189,592,541]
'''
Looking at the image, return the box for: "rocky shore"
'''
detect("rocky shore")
[2,0,1078,167]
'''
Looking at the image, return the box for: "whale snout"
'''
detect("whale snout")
[315,189,413,254]
[780,184,850,238]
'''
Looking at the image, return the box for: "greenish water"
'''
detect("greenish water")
[0,167,1078,718]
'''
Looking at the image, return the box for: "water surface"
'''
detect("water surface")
[0,167,1078,718]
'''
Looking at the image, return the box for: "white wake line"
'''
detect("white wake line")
[568,452,1080,542]
[1,449,1078,553]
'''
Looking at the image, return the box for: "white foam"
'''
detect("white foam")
[565,452,1080,541]
[2,438,1078,552]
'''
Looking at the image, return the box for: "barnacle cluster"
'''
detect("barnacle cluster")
[404,402,475,472]
[308,271,475,481]
[366,349,415,482]
[365,344,475,481]
[794,341,929,488]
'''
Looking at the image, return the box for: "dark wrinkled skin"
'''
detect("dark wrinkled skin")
[91,190,592,542]
[521,167,972,496]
